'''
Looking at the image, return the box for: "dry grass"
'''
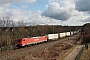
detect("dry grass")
[80,43,90,60]
[15,43,74,60]
[56,46,76,60]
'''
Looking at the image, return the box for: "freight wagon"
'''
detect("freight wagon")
[71,31,74,35]
[59,32,66,38]
[66,32,70,36]
[47,34,58,41]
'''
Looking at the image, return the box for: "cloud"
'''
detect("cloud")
[24,10,61,25]
[81,17,90,23]
[42,1,75,21]
[22,5,27,9]
[0,0,90,26]
[0,0,63,26]
[42,0,90,26]
[75,0,90,11]
[0,4,61,26]
[0,0,36,5]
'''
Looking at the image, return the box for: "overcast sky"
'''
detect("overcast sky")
[0,0,90,26]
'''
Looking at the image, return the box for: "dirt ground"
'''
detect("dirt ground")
[16,40,76,60]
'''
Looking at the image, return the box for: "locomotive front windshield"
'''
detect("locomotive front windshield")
[17,39,22,42]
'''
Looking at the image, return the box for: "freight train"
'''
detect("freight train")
[16,31,79,47]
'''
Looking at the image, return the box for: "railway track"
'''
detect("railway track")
[0,33,80,60]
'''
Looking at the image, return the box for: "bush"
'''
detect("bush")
[82,34,90,43]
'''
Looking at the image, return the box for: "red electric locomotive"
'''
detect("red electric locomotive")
[16,36,47,47]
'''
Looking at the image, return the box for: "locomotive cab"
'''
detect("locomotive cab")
[16,38,27,47]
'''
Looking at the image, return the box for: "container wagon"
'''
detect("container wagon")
[47,34,58,41]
